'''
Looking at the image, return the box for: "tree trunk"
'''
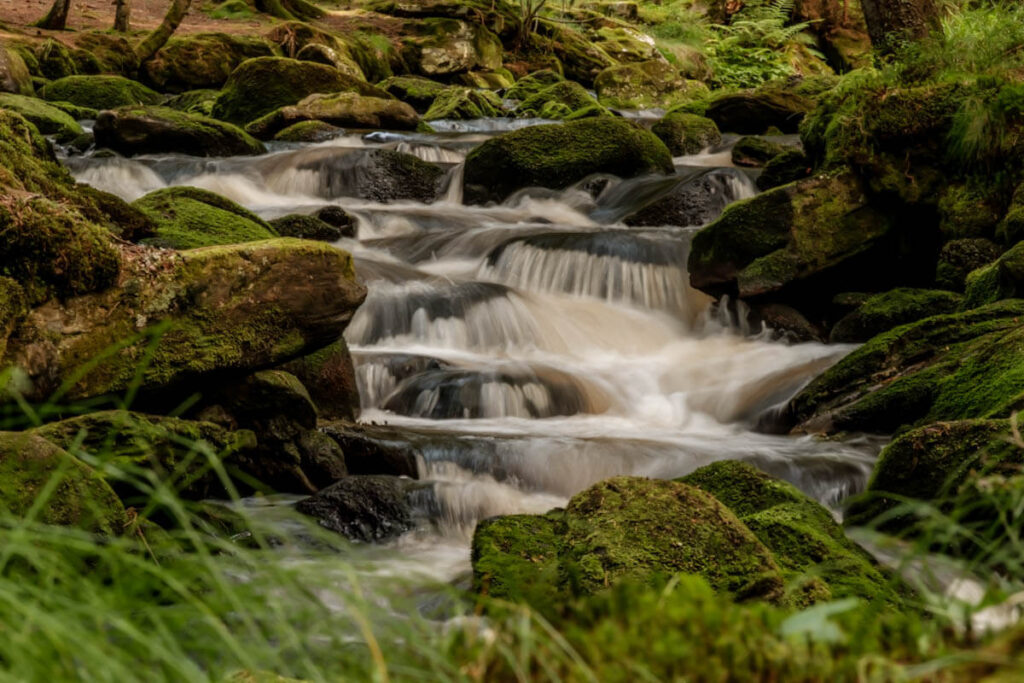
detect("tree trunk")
[113,0,131,32]
[861,0,941,52]
[135,0,192,64]
[253,0,324,22]
[35,0,73,30]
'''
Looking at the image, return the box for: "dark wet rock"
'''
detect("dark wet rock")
[282,337,361,421]
[314,206,356,236]
[935,238,1001,292]
[296,474,420,541]
[624,169,747,228]
[297,148,445,203]
[755,303,825,343]
[705,88,814,134]
[731,136,788,168]
[94,106,266,157]
[756,149,811,190]
[270,214,345,242]
[320,422,420,478]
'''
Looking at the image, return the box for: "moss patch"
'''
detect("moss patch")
[0,93,82,142]
[133,186,276,250]
[829,288,963,343]
[40,75,161,111]
[651,112,720,156]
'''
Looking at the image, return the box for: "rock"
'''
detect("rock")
[786,300,1024,435]
[591,27,660,63]
[516,80,601,119]
[40,75,161,111]
[295,475,421,541]
[731,136,788,167]
[0,93,82,142]
[399,18,502,76]
[75,184,157,242]
[756,149,812,190]
[793,0,872,72]
[705,88,814,134]
[32,39,78,81]
[273,120,342,142]
[844,420,1020,532]
[651,112,721,156]
[264,22,366,81]
[47,100,99,121]
[289,148,444,203]
[378,75,448,113]
[963,241,1024,308]
[270,214,345,242]
[424,87,501,121]
[937,183,1006,240]
[0,47,33,96]
[755,303,825,343]
[0,431,126,533]
[143,33,276,93]
[4,239,367,404]
[595,60,708,110]
[935,238,1001,292]
[94,106,266,157]
[246,92,419,138]
[34,410,257,501]
[464,118,674,204]
[282,337,360,420]
[829,288,963,343]
[315,205,356,235]
[505,69,563,101]
[68,31,140,77]
[133,186,277,249]
[996,181,1024,246]
[624,170,746,228]
[319,422,419,478]
[472,511,567,609]
[687,170,937,318]
[681,461,911,607]
[458,69,515,89]
[213,57,390,126]
[543,22,616,87]
[162,89,221,117]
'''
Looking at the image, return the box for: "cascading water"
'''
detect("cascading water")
[68,120,878,592]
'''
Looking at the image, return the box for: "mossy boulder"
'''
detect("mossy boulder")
[458,69,515,90]
[0,431,126,533]
[378,75,448,113]
[591,27,660,63]
[937,183,1006,241]
[706,87,814,134]
[40,75,161,111]
[472,510,569,609]
[246,92,419,138]
[212,57,389,126]
[34,411,257,502]
[4,238,366,403]
[0,93,82,142]
[756,149,812,190]
[464,118,674,204]
[424,87,501,121]
[516,80,601,119]
[506,70,563,101]
[69,31,140,77]
[829,288,963,343]
[273,120,342,143]
[786,300,1024,435]
[31,39,77,81]
[269,214,345,242]
[681,461,911,607]
[144,33,276,93]
[94,106,266,157]
[731,136,788,168]
[399,18,502,76]
[263,22,366,81]
[962,241,1024,308]
[542,21,617,87]
[651,112,720,156]
[282,337,360,421]
[0,47,33,96]
[47,100,99,121]
[594,60,708,110]
[133,186,276,249]
[996,181,1024,246]
[162,89,221,117]
[935,238,1001,292]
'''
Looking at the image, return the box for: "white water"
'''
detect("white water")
[69,122,877,595]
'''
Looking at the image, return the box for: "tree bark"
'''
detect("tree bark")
[861,0,942,52]
[135,0,192,64]
[35,0,73,30]
[113,0,131,32]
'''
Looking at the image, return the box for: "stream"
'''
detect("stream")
[65,119,881,605]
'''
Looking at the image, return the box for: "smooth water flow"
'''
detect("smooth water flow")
[69,123,877,592]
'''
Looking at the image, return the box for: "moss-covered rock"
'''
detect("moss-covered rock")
[962,240,1024,308]
[162,89,221,117]
[133,186,276,249]
[4,238,366,403]
[591,27,660,63]
[281,337,360,421]
[378,75,448,113]
[35,411,257,501]
[756,149,812,190]
[0,47,33,96]
[731,136,788,167]
[212,57,390,126]
[458,68,515,90]
[681,461,911,607]
[0,431,126,533]
[399,18,502,76]
[541,21,617,86]
[829,288,963,343]
[40,75,161,111]
[937,182,1006,241]
[32,39,77,80]
[263,22,366,81]
[144,33,276,93]
[69,32,140,77]
[516,80,602,119]
[472,510,569,608]
[94,106,266,157]
[706,86,815,134]
[423,87,501,121]
[272,120,342,142]
[595,60,708,110]
[506,70,563,101]
[245,92,419,138]
[996,181,1024,246]
[46,100,99,121]
[0,93,82,142]
[787,300,1024,434]
[935,238,1002,292]
[651,112,721,156]
[464,117,674,204]
[269,214,344,242]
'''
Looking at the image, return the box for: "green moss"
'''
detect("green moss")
[95,106,266,157]
[133,186,276,250]
[424,87,500,121]
[377,75,447,113]
[936,238,1002,291]
[162,89,221,117]
[33,39,77,81]
[830,288,963,343]
[651,112,720,156]
[463,117,674,204]
[272,120,341,142]
[143,33,275,93]
[70,32,140,77]
[996,181,1024,245]
[731,136,787,167]
[506,70,563,101]
[458,68,515,90]
[516,80,600,119]
[0,431,126,533]
[45,100,98,121]
[281,337,359,420]
[0,93,82,142]
[40,75,161,111]
[595,60,708,110]
[245,92,419,138]
[0,47,33,96]
[0,277,26,357]
[963,240,1024,307]
[212,57,388,126]
[937,183,1006,240]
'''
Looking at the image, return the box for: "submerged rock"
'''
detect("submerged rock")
[463,118,674,204]
[293,148,445,203]
[95,106,266,157]
[40,75,161,111]
[133,186,276,249]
